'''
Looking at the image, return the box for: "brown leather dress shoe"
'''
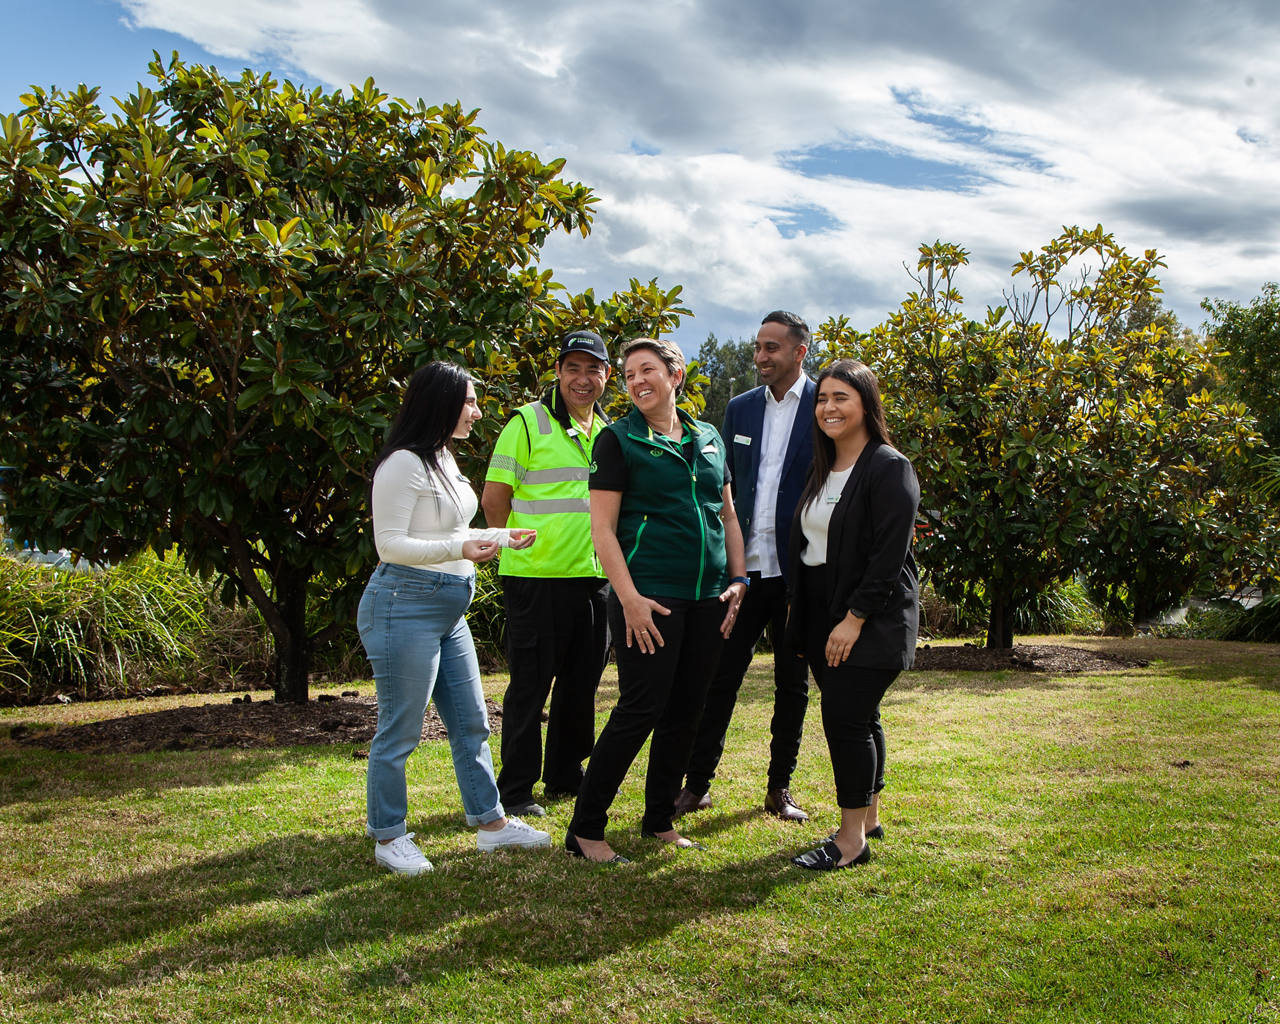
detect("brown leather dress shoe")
[672,787,712,819]
[764,787,809,822]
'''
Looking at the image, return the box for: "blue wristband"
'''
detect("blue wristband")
[730,576,750,589]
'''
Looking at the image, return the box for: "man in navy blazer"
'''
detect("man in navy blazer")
[675,310,816,822]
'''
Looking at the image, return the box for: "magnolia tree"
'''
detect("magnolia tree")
[0,55,690,701]
[819,227,1262,646]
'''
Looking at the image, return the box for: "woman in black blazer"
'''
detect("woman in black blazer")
[785,359,919,870]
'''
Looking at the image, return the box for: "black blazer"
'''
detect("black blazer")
[722,378,817,580]
[785,440,921,670]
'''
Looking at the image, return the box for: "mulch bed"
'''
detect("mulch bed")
[911,642,1148,675]
[13,643,1144,755]
[18,694,503,756]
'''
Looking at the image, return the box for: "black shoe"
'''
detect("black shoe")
[672,787,713,819]
[641,829,706,850]
[565,831,630,864]
[764,788,810,822]
[791,839,871,870]
[506,800,547,818]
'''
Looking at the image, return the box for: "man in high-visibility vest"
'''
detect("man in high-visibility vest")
[481,331,613,818]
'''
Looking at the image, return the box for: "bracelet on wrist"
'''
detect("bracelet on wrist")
[730,576,750,589]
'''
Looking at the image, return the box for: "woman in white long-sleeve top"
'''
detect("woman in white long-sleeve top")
[359,361,550,875]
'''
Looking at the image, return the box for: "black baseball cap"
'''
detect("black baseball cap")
[557,330,609,364]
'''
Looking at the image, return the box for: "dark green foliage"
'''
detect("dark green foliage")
[1205,282,1280,448]
[0,56,689,701]
[821,228,1265,647]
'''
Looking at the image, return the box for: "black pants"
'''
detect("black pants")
[497,576,609,806]
[683,572,809,794]
[569,593,725,840]
[802,564,899,809]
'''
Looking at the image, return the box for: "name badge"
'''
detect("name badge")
[734,434,752,445]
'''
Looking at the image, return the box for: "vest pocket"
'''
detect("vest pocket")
[625,516,648,565]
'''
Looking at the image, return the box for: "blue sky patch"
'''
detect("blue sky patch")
[771,204,842,238]
[781,142,988,192]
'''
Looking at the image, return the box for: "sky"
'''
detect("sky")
[4,0,1278,354]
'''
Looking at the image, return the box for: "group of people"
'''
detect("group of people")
[357,312,920,876]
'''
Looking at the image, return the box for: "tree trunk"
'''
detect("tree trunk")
[986,587,1015,649]
[271,566,312,703]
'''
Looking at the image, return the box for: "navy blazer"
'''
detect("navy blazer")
[722,377,816,581]
[785,441,921,671]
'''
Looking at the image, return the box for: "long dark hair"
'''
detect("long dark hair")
[798,359,893,511]
[371,361,472,488]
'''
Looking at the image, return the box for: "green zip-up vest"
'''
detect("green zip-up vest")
[605,406,729,600]
[487,394,606,578]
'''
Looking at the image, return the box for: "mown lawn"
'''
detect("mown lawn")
[1,637,1277,1023]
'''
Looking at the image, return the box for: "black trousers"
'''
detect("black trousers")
[569,593,725,840]
[801,564,899,809]
[683,572,809,794]
[496,576,609,806]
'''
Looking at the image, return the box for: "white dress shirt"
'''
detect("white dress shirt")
[745,373,808,577]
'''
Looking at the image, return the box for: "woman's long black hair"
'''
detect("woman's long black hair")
[797,359,893,512]
[371,361,472,490]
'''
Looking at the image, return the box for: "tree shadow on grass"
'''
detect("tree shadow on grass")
[0,743,302,809]
[1072,636,1280,694]
[1,824,815,1003]
[892,670,1068,696]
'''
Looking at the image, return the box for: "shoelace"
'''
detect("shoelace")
[389,833,424,858]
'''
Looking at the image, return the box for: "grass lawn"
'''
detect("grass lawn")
[1,636,1277,1023]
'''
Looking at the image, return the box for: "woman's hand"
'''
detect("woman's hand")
[462,538,501,563]
[825,612,864,667]
[621,593,672,654]
[718,581,748,638]
[507,528,537,550]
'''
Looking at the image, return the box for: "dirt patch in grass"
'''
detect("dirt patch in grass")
[15,694,503,755]
[9,644,1141,755]
[912,642,1148,674]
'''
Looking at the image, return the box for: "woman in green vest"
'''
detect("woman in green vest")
[566,338,749,863]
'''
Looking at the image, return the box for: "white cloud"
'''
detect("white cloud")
[114,0,1280,347]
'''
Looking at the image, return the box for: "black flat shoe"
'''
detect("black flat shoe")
[565,831,630,864]
[791,839,871,870]
[641,829,706,850]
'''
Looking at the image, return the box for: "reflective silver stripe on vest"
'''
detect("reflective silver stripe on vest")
[510,497,590,515]
[489,452,526,481]
[532,402,552,435]
[521,466,589,485]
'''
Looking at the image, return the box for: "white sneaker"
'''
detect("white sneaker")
[375,832,434,875]
[476,816,552,852]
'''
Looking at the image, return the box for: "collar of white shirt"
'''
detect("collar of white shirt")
[764,372,808,408]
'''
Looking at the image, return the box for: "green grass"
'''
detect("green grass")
[1,637,1278,1023]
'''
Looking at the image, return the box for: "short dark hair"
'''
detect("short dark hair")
[620,337,686,393]
[761,310,810,348]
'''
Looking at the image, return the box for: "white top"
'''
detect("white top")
[799,465,854,567]
[746,373,808,577]
[371,448,510,577]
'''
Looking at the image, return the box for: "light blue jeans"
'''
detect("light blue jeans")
[358,562,505,839]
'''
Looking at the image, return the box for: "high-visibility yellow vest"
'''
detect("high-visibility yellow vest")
[485,395,607,578]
